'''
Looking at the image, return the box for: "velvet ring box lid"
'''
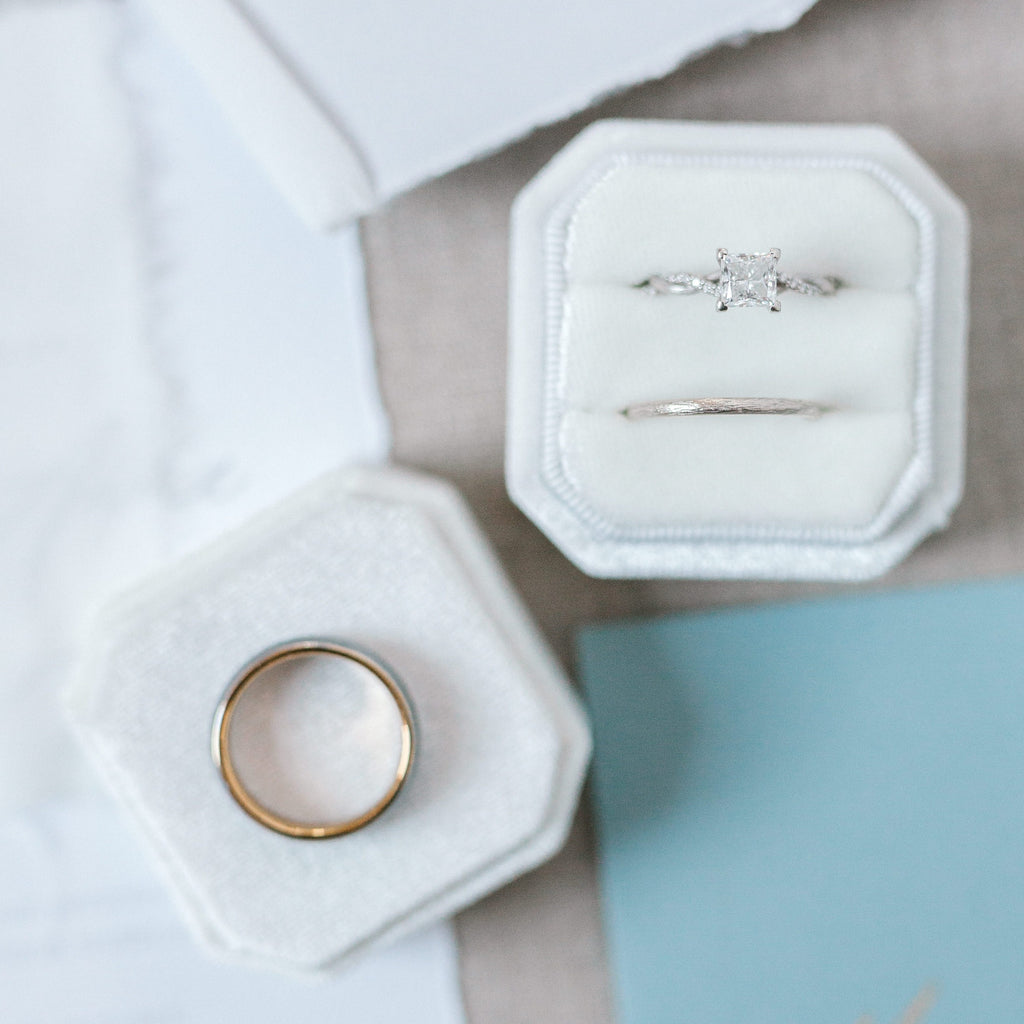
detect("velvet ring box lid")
[66,466,591,972]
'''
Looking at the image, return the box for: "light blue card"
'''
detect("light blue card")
[580,577,1024,1024]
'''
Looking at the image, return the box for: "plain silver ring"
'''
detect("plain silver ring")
[622,398,827,419]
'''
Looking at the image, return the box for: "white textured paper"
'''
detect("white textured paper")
[0,0,388,810]
[0,4,462,1020]
[0,1,162,807]
[121,2,391,567]
[141,0,821,227]
[0,797,465,1024]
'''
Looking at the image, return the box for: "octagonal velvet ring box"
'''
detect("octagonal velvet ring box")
[67,466,591,973]
[506,119,969,580]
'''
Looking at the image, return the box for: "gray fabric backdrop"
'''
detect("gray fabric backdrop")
[362,0,1024,1018]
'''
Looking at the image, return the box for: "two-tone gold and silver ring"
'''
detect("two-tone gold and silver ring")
[212,638,415,840]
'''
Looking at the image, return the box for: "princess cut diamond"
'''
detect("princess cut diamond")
[717,249,780,310]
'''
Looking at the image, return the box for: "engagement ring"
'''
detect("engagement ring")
[636,248,841,312]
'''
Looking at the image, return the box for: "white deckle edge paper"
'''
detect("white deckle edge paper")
[0,2,462,1019]
[142,0,821,229]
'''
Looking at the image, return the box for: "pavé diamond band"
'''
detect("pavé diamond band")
[636,248,841,312]
[622,397,827,419]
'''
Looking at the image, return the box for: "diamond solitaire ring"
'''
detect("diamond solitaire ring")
[622,397,826,419]
[636,248,841,312]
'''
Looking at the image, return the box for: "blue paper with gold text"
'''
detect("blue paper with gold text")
[580,577,1024,1024]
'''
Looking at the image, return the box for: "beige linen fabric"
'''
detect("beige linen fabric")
[362,0,1024,1019]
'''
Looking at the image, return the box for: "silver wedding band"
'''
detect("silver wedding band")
[636,247,841,312]
[622,398,827,419]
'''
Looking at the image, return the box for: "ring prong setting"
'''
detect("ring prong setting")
[717,249,780,310]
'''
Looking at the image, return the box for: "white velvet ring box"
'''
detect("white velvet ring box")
[67,466,591,972]
[506,120,969,579]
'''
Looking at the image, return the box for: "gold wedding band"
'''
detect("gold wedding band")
[212,639,415,839]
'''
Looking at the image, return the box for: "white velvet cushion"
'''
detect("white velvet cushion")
[559,163,919,529]
[68,468,590,972]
